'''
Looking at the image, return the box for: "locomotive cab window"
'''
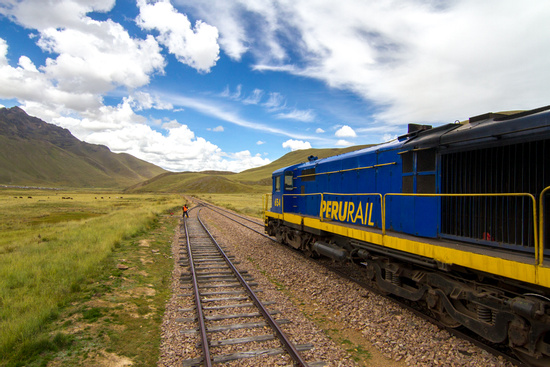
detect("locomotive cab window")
[401,148,436,194]
[274,176,281,192]
[417,149,436,172]
[284,171,294,191]
[402,151,414,174]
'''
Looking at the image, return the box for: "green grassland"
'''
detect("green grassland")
[0,143,374,365]
[0,189,181,366]
[194,193,269,218]
[125,145,372,194]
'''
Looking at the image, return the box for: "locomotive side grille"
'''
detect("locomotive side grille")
[301,168,316,182]
[441,139,549,252]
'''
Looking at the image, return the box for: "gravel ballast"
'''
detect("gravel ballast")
[159,204,513,367]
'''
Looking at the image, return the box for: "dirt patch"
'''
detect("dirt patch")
[87,350,133,366]
[140,257,153,265]
[128,286,156,297]
[86,299,119,308]
[36,213,179,367]
[137,270,149,277]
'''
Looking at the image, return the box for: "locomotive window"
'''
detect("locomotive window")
[284,171,294,191]
[402,152,413,173]
[274,176,281,192]
[301,168,316,182]
[417,149,436,172]
[402,149,437,193]
[402,176,414,193]
[417,174,436,194]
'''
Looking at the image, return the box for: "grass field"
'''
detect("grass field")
[192,192,269,218]
[0,189,181,366]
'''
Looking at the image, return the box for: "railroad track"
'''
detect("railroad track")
[177,208,315,366]
[200,201,526,367]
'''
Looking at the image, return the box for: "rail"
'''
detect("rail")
[231,200,529,366]
[183,217,212,367]
[194,209,309,366]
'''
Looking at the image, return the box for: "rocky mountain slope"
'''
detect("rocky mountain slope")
[0,106,166,188]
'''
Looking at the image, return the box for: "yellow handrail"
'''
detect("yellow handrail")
[297,162,396,179]
[539,186,550,265]
[263,193,271,218]
[277,191,539,261]
[384,193,538,260]
[283,192,384,226]
[319,192,383,227]
[281,193,323,217]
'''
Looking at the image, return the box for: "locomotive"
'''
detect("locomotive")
[264,105,550,365]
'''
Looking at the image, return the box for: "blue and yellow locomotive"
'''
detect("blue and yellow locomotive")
[264,105,550,365]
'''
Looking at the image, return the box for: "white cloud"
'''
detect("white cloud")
[0,2,267,173]
[0,38,102,111]
[335,125,356,138]
[356,125,400,134]
[162,92,322,142]
[263,92,285,110]
[223,151,271,172]
[186,0,550,124]
[174,0,284,62]
[282,139,312,151]
[207,125,224,132]
[0,0,116,31]
[276,109,315,122]
[243,89,264,105]
[21,99,268,172]
[129,91,173,111]
[335,139,352,147]
[137,0,220,73]
[18,56,38,72]
[315,128,325,133]
[256,140,265,145]
[36,22,165,94]
[0,1,166,110]
[161,119,181,129]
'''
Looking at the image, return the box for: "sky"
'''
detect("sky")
[0,0,549,172]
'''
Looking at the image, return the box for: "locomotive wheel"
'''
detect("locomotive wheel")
[275,229,284,244]
[426,290,461,328]
[513,330,550,367]
[433,309,461,328]
[514,350,550,367]
[303,244,314,258]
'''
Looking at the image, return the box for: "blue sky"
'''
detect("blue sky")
[1,0,549,172]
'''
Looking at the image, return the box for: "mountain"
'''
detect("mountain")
[0,106,166,188]
[125,144,372,193]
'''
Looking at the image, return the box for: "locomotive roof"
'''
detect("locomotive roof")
[272,138,403,175]
[404,105,550,149]
[272,105,550,175]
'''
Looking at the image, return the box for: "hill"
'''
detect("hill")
[126,144,372,193]
[0,106,166,188]
[231,145,372,185]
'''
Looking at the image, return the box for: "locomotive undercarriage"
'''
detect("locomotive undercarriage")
[266,218,550,365]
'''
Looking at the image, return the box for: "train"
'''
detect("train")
[263,105,550,366]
